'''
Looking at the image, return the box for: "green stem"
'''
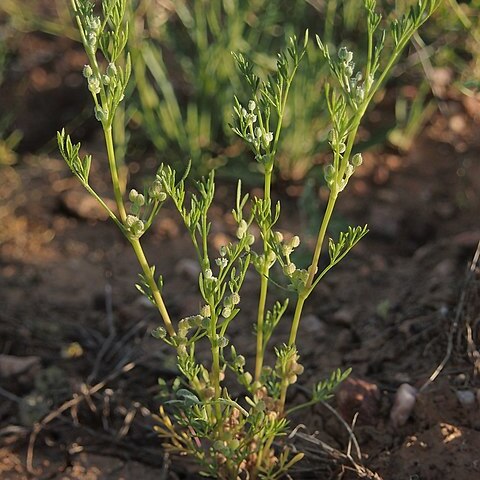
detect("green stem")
[280,192,337,412]
[304,191,338,292]
[254,167,272,382]
[130,238,175,337]
[104,127,127,222]
[209,303,222,421]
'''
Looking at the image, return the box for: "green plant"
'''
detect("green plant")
[58,0,440,478]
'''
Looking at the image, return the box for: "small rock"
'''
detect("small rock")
[175,258,200,281]
[332,307,355,326]
[336,377,381,425]
[0,354,41,378]
[456,390,476,408]
[449,114,466,134]
[390,383,417,428]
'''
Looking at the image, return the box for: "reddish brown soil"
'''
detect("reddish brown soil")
[1,30,480,480]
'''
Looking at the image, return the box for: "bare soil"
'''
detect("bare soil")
[1,31,480,480]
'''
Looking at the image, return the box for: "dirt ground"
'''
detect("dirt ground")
[1,32,480,480]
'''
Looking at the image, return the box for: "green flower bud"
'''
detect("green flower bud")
[338,143,346,154]
[338,46,348,60]
[264,132,273,145]
[236,219,248,239]
[87,31,97,49]
[88,76,101,94]
[274,231,284,243]
[130,219,144,237]
[290,235,300,248]
[107,62,117,77]
[222,307,232,318]
[200,305,211,317]
[125,215,137,227]
[83,65,93,78]
[248,100,256,111]
[246,233,255,246]
[218,336,229,348]
[94,105,107,122]
[135,194,145,206]
[283,263,296,275]
[215,257,228,268]
[324,164,335,184]
[234,355,246,368]
[129,189,139,202]
[243,372,253,385]
[148,180,166,201]
[230,293,240,305]
[86,15,101,32]
[152,326,166,339]
[351,153,363,167]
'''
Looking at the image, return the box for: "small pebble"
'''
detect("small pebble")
[390,383,417,428]
[456,390,476,408]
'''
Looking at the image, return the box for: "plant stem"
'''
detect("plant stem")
[254,167,272,382]
[209,303,222,421]
[304,191,338,293]
[104,126,127,222]
[279,191,337,412]
[130,238,175,337]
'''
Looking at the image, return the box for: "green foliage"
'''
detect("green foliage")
[58,0,439,478]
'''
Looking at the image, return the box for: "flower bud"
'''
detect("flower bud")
[246,233,255,246]
[152,326,166,339]
[324,164,335,182]
[107,62,117,77]
[264,132,274,145]
[338,143,346,154]
[243,372,253,385]
[290,235,300,248]
[274,231,284,243]
[255,127,263,139]
[283,263,296,275]
[129,189,139,202]
[200,305,211,317]
[222,307,232,318]
[87,31,97,49]
[135,194,145,206]
[236,219,248,239]
[83,65,93,78]
[215,257,228,268]
[338,46,348,60]
[235,355,246,368]
[94,105,107,122]
[230,293,241,305]
[148,180,166,201]
[130,219,144,237]
[218,336,229,348]
[248,100,256,111]
[88,76,101,94]
[102,74,111,85]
